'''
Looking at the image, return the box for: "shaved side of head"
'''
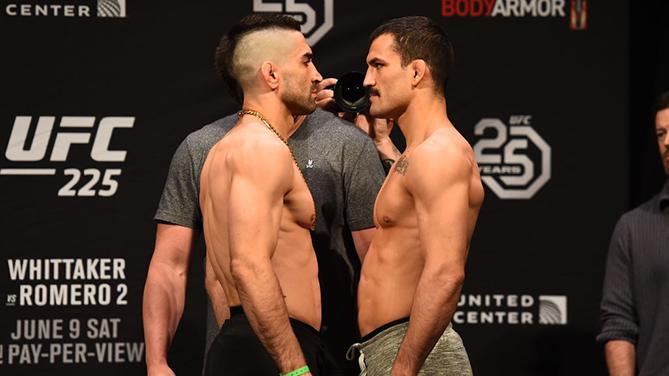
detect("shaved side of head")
[232,28,301,91]
[215,14,302,102]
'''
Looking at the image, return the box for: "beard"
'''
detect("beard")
[282,79,317,116]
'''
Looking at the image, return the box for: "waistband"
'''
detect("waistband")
[360,317,410,342]
[228,306,321,336]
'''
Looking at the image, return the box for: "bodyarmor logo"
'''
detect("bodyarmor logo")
[441,0,566,17]
[569,0,586,30]
[538,295,567,325]
[253,0,334,46]
[1,116,134,197]
[98,0,126,18]
[473,115,551,199]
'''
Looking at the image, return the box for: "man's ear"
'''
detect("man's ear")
[261,61,279,90]
[410,59,427,87]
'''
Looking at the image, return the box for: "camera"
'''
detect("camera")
[332,71,370,113]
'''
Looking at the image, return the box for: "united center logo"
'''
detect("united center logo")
[3,0,127,18]
[539,295,567,324]
[253,0,334,46]
[98,0,126,18]
[455,294,568,325]
[473,115,551,199]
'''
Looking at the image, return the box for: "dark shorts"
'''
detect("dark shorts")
[204,306,345,376]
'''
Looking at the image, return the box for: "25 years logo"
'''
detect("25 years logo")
[473,115,551,199]
[253,0,334,46]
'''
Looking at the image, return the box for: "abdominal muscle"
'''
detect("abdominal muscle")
[200,167,321,331]
[357,226,423,337]
[266,225,321,329]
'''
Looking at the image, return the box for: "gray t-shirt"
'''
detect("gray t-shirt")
[154,108,385,371]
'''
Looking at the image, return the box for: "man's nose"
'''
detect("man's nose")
[363,68,374,88]
[313,66,323,83]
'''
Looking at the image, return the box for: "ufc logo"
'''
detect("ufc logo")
[5,116,134,162]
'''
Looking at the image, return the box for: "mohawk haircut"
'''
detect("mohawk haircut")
[215,14,301,103]
[369,16,454,95]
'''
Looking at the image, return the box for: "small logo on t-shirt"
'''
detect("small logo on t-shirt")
[306,160,315,169]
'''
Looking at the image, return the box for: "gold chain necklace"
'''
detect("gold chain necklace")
[238,109,316,230]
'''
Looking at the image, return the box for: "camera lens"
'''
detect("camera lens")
[334,72,370,113]
[343,84,366,103]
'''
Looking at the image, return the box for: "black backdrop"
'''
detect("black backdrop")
[1,0,667,375]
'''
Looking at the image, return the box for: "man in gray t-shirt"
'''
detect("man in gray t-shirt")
[144,108,384,375]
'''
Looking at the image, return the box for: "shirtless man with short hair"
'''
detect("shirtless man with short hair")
[199,14,335,376]
[350,16,483,375]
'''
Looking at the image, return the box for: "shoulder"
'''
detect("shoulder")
[227,125,293,170]
[617,195,661,229]
[403,129,476,199]
[184,114,238,151]
[411,129,475,178]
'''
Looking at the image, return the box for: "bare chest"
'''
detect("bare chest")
[374,158,415,229]
[284,164,316,231]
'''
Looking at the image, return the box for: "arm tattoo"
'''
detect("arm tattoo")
[395,155,409,175]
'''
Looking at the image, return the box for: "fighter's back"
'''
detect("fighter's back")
[200,119,321,330]
[358,126,483,336]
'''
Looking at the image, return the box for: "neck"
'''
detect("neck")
[241,96,295,139]
[396,93,451,147]
[290,115,307,137]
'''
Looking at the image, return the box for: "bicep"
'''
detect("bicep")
[151,223,197,273]
[410,157,471,267]
[220,160,291,262]
[227,178,281,255]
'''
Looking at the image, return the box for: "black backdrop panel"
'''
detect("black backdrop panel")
[1,1,627,374]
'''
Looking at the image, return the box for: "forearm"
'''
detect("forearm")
[142,262,187,368]
[393,273,464,375]
[232,259,306,373]
[375,137,401,162]
[605,340,635,376]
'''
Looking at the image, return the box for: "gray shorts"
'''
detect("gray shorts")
[347,319,472,376]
